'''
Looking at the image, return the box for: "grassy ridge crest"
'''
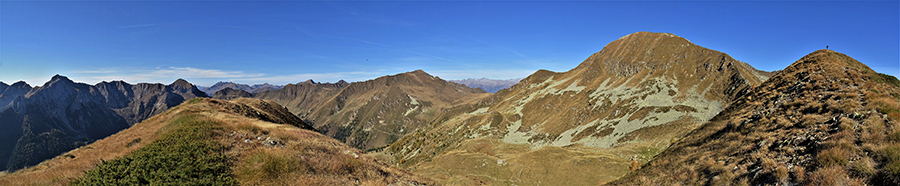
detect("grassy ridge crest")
[73,113,235,185]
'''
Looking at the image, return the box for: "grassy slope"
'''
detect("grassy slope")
[0,98,431,185]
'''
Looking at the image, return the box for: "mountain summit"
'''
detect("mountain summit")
[384,32,771,184]
[609,49,900,185]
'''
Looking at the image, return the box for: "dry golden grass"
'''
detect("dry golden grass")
[807,166,866,186]
[395,137,633,185]
[226,124,432,186]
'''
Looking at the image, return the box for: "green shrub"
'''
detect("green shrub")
[73,114,235,185]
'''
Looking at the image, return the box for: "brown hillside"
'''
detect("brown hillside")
[383,32,770,185]
[252,80,349,117]
[306,70,489,151]
[608,50,900,185]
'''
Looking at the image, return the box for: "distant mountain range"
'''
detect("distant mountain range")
[0,76,207,171]
[450,78,523,93]
[198,81,285,95]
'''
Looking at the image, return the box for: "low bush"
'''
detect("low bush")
[73,114,235,185]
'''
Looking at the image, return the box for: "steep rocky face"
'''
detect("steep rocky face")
[211,87,253,100]
[199,81,285,95]
[93,80,209,125]
[451,78,523,93]
[609,50,900,185]
[301,70,488,151]
[0,81,31,111]
[0,75,209,172]
[0,75,129,171]
[383,32,770,185]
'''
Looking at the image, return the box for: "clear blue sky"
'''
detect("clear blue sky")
[2,1,897,86]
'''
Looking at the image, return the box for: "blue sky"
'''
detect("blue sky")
[1,1,897,86]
